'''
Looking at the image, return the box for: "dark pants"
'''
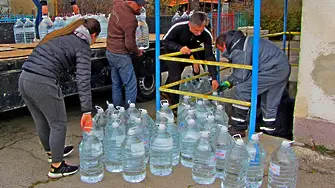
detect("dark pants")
[106,50,137,108]
[18,71,67,163]
[165,50,205,105]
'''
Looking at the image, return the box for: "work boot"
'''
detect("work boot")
[228,127,246,138]
[260,121,276,135]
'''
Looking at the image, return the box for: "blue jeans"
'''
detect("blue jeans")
[106,50,137,107]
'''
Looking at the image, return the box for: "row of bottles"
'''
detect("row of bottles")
[13,18,35,43]
[171,10,195,23]
[179,76,212,97]
[79,100,298,187]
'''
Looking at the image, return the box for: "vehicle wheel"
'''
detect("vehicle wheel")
[137,74,155,102]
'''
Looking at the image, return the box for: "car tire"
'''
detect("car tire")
[137,74,155,102]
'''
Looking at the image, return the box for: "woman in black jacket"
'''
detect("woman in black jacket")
[18,18,100,178]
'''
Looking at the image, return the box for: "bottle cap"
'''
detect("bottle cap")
[220,126,228,132]
[251,132,263,141]
[158,124,166,131]
[197,101,203,105]
[212,91,218,96]
[236,139,244,145]
[282,140,294,147]
[129,103,135,108]
[184,95,191,100]
[217,105,223,110]
[128,128,136,135]
[201,131,210,138]
[139,109,148,114]
[188,119,195,125]
[95,106,104,114]
[112,122,119,128]
[135,118,141,123]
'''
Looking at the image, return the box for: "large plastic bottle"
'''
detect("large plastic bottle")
[221,135,249,188]
[135,7,149,50]
[215,126,234,179]
[268,141,298,188]
[131,118,150,164]
[53,17,65,30]
[13,19,25,43]
[23,18,35,43]
[139,109,156,137]
[79,129,104,183]
[192,131,216,185]
[195,99,208,124]
[39,15,54,40]
[180,117,201,168]
[127,101,141,125]
[150,124,173,176]
[246,133,267,188]
[203,112,218,145]
[156,100,174,122]
[179,76,194,101]
[121,127,146,183]
[214,105,229,127]
[195,77,211,94]
[166,118,180,166]
[104,119,126,172]
[93,106,107,142]
[98,14,108,38]
[178,95,195,116]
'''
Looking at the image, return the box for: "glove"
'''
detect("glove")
[81,112,93,132]
[218,81,231,91]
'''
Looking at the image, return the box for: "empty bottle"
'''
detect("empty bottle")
[53,17,65,30]
[135,7,149,49]
[79,129,104,184]
[166,118,180,166]
[214,105,229,127]
[122,127,146,183]
[180,117,201,168]
[93,106,107,142]
[14,19,25,43]
[98,14,108,38]
[268,141,298,188]
[127,101,141,125]
[171,11,180,23]
[131,118,150,164]
[195,99,208,124]
[246,133,267,188]
[192,131,216,185]
[23,18,35,43]
[104,119,126,172]
[156,100,174,122]
[139,109,157,137]
[215,126,234,179]
[150,124,173,176]
[221,135,249,188]
[39,15,54,40]
[104,101,115,118]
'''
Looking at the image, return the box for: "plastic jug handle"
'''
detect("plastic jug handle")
[95,106,104,113]
[160,100,169,106]
[128,100,131,104]
[232,134,243,143]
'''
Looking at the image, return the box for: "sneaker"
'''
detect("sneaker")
[47,146,74,162]
[48,161,78,178]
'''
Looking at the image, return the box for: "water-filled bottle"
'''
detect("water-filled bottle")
[98,14,108,38]
[14,19,24,43]
[135,7,149,49]
[23,18,35,43]
[215,126,234,179]
[53,17,65,30]
[166,118,180,166]
[93,106,107,142]
[156,100,174,122]
[139,109,156,137]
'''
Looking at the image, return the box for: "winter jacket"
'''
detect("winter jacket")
[225,30,289,86]
[22,29,92,113]
[163,20,217,80]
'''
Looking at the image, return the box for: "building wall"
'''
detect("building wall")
[294,0,335,150]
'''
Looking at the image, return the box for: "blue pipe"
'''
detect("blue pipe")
[283,0,288,52]
[155,0,161,111]
[216,0,222,81]
[248,0,261,140]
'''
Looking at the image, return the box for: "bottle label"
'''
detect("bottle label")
[215,149,227,159]
[269,162,280,176]
[153,138,173,150]
[131,142,145,156]
[142,138,149,146]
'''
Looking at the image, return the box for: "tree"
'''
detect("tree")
[189,0,200,11]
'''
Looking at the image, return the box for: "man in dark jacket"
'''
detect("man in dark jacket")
[216,30,291,137]
[163,11,219,105]
[106,0,146,107]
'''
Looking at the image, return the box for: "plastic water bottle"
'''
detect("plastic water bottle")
[166,118,180,166]
[104,101,115,118]
[179,108,198,130]
[179,76,195,101]
[215,126,234,179]
[127,101,141,125]
[177,104,191,129]
[39,15,54,40]
[180,117,201,168]
[178,95,195,116]
[171,11,180,23]
[221,135,249,188]
[106,110,126,134]
[131,118,150,164]
[268,141,298,188]
[116,106,129,130]
[139,109,157,137]
[79,130,104,183]
[156,100,174,122]
[93,106,107,142]
[150,124,173,176]
[195,99,208,124]
[104,119,126,172]
[23,18,35,43]
[181,11,188,19]
[53,17,65,30]
[214,105,229,127]
[203,112,218,145]
[98,14,108,38]
[246,133,267,188]
[192,131,216,185]
[196,77,211,94]
[135,7,149,50]
[122,127,146,183]
[14,19,25,43]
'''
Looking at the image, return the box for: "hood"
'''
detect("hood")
[73,25,92,44]
[225,30,246,54]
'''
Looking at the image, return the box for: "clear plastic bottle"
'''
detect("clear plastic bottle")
[98,14,108,38]
[104,119,126,172]
[214,105,229,127]
[268,141,298,188]
[130,118,150,164]
[139,109,157,137]
[178,108,198,131]
[202,112,219,146]
[135,7,149,49]
[246,133,267,188]
[215,126,234,179]
[150,124,173,176]
[122,127,146,183]
[177,104,191,129]
[127,101,141,125]
[156,100,174,122]
[116,106,129,130]
[104,101,115,119]
[171,11,181,23]
[14,19,25,43]
[93,106,107,142]
[23,18,35,43]
[53,17,65,30]
[179,76,195,101]
[192,131,216,185]
[79,129,104,183]
[195,99,208,125]
[178,95,195,116]
[221,134,249,188]
[195,77,211,94]
[39,15,54,40]
[180,117,201,168]
[181,11,188,19]
[166,118,180,166]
